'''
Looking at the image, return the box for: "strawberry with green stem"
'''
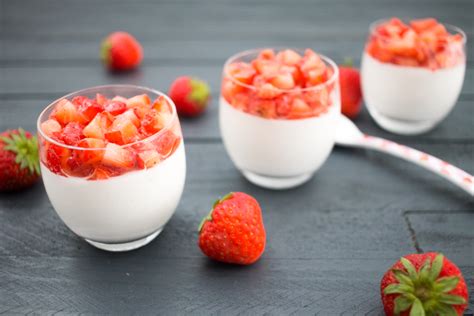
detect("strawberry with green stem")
[0,128,41,191]
[381,252,468,316]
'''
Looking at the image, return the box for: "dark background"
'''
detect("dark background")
[0,0,473,314]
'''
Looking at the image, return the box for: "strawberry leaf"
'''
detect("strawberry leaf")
[384,284,413,295]
[438,294,466,305]
[393,269,414,286]
[409,299,425,316]
[394,295,413,314]
[434,276,460,293]
[401,257,418,280]
[428,254,443,282]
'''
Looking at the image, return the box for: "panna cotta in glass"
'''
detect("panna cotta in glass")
[362,18,466,134]
[220,48,340,189]
[37,85,186,251]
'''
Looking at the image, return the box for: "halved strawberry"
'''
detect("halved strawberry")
[40,119,62,137]
[61,122,85,145]
[104,100,127,115]
[102,143,135,169]
[52,99,79,125]
[137,149,161,169]
[83,113,111,139]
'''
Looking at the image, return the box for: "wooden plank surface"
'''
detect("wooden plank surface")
[0,0,473,314]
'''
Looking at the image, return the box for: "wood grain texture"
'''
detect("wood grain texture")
[0,0,473,314]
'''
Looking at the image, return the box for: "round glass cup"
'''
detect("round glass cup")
[37,85,186,251]
[361,19,466,135]
[219,48,340,190]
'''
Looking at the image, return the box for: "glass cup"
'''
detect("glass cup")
[219,48,340,190]
[361,19,466,135]
[37,85,186,251]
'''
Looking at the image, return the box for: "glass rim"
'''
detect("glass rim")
[223,48,339,93]
[37,84,178,151]
[368,18,467,45]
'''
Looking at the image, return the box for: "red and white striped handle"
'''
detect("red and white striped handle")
[359,135,474,196]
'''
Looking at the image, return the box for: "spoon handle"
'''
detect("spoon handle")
[355,135,474,196]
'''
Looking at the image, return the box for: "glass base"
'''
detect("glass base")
[368,106,437,135]
[85,228,163,252]
[242,170,313,190]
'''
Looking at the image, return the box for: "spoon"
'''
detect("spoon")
[335,115,474,196]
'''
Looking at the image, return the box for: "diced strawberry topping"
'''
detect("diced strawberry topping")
[83,113,111,139]
[366,17,464,69]
[41,119,62,137]
[52,99,79,125]
[61,122,85,145]
[137,150,161,169]
[102,143,135,169]
[104,100,127,115]
[42,92,182,178]
[222,48,335,120]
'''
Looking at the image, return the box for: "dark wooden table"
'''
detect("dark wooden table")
[1,0,473,314]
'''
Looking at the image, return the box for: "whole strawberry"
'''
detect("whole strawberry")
[0,128,40,191]
[198,192,266,265]
[101,32,143,71]
[169,76,211,117]
[339,60,362,119]
[381,252,468,316]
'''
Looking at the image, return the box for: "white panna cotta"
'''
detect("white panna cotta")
[362,53,465,134]
[41,143,186,245]
[220,97,339,188]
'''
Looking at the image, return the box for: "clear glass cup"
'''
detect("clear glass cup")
[361,19,466,135]
[37,85,186,251]
[219,48,340,190]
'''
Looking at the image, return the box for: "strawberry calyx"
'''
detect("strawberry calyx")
[342,57,354,68]
[384,254,466,315]
[0,128,40,176]
[198,192,234,232]
[100,40,112,66]
[188,78,210,108]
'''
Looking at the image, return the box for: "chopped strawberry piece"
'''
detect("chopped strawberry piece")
[258,49,275,60]
[410,18,438,33]
[45,143,70,175]
[277,49,302,66]
[102,143,135,169]
[141,109,167,135]
[126,94,151,108]
[77,138,105,164]
[288,98,312,119]
[83,113,111,139]
[252,59,280,78]
[105,114,139,145]
[41,119,62,137]
[104,100,127,115]
[156,131,180,158]
[61,122,85,145]
[74,98,103,124]
[227,62,256,84]
[151,96,171,113]
[137,150,161,169]
[270,73,295,90]
[52,99,79,125]
[112,96,128,103]
[95,93,109,106]
[118,109,140,127]
[256,83,281,99]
